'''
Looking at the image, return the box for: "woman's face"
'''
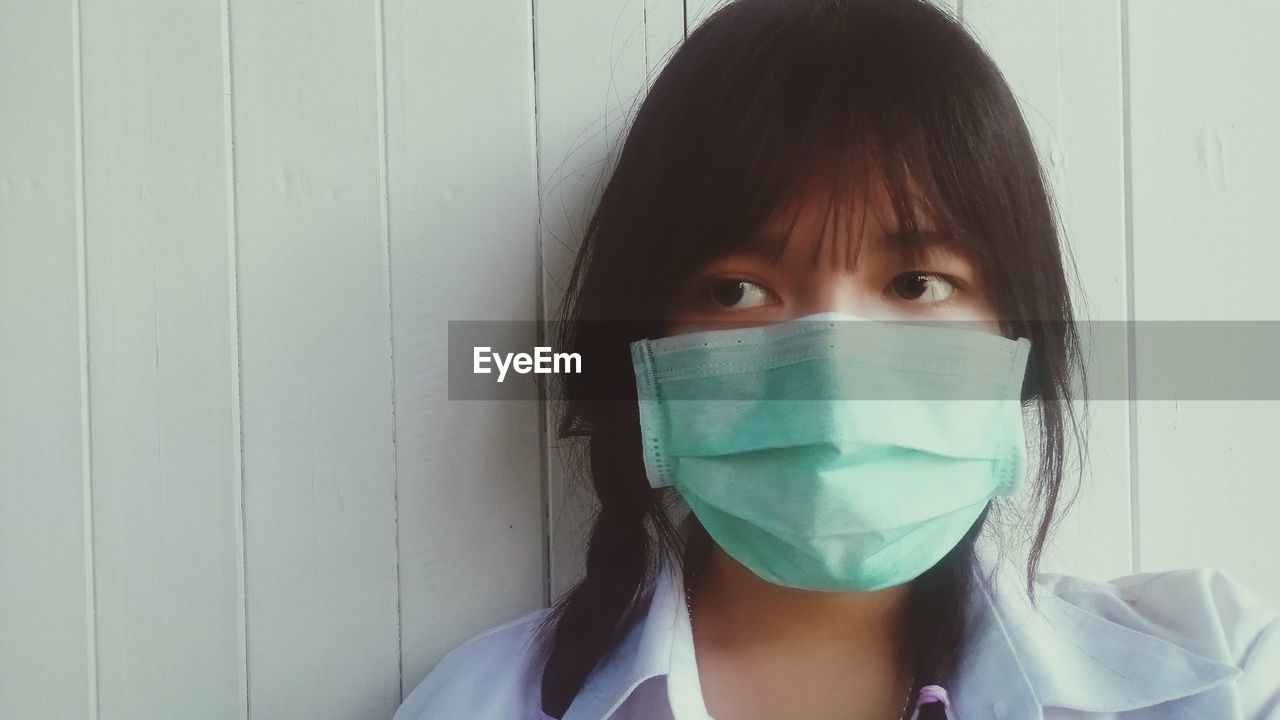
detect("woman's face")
[665,180,1001,336]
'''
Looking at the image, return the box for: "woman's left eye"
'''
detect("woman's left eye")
[887,272,956,303]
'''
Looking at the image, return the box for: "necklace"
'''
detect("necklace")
[684,564,916,720]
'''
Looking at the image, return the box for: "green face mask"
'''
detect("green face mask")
[629,311,1031,592]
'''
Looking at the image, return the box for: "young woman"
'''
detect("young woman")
[395,1,1280,718]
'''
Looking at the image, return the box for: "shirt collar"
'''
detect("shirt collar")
[560,527,1240,720]
[959,552,1241,718]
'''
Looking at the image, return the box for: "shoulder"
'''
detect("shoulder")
[393,606,552,720]
[1040,567,1280,713]
[1038,567,1276,659]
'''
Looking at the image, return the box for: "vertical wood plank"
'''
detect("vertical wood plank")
[75,0,245,717]
[383,0,546,693]
[229,1,400,716]
[0,2,94,718]
[963,1,1133,581]
[537,0,687,598]
[1128,0,1280,604]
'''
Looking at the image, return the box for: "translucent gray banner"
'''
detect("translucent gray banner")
[446,320,1280,401]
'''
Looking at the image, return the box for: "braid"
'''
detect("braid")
[533,407,673,717]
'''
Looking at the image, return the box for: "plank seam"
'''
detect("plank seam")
[72,0,101,716]
[218,0,251,716]
[530,0,554,608]
[371,0,404,705]
[1120,0,1141,575]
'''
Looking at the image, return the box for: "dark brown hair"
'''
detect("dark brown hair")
[533,0,1087,715]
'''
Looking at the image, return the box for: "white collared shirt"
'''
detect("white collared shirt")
[394,549,1280,720]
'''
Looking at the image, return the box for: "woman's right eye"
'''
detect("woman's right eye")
[707,278,773,309]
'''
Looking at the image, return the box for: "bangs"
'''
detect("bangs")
[655,0,994,288]
[746,132,987,274]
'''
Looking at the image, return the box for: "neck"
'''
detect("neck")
[692,544,911,649]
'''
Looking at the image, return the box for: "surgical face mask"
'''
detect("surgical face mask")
[629,311,1032,592]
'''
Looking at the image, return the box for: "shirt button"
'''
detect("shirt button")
[992,701,1007,718]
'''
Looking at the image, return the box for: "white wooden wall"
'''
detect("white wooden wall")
[2,1,1277,718]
